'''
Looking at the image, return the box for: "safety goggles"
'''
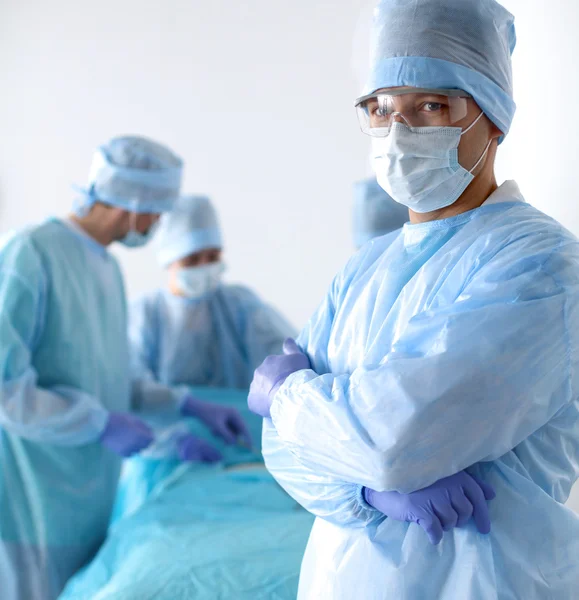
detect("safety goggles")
[355,88,473,137]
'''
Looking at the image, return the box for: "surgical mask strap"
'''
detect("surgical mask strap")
[468,139,492,175]
[129,211,137,232]
[460,111,493,175]
[128,200,143,233]
[461,111,485,136]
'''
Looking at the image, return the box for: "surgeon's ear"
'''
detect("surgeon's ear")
[490,123,503,141]
[109,207,131,237]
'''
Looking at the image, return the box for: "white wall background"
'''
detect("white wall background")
[1,0,578,511]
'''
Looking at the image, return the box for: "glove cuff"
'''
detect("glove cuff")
[180,395,201,417]
[362,486,376,509]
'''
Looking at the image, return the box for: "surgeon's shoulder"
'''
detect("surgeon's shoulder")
[0,219,82,262]
[219,284,263,310]
[0,224,52,281]
[499,202,579,253]
[487,202,579,281]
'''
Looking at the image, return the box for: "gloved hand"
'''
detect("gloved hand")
[176,433,223,463]
[248,338,311,418]
[181,397,252,447]
[363,471,496,545]
[99,412,154,457]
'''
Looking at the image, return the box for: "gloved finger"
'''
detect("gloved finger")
[132,434,154,453]
[142,430,155,446]
[432,503,459,532]
[463,481,492,535]
[283,338,301,355]
[469,474,496,501]
[177,444,197,462]
[135,420,154,435]
[417,515,444,545]
[200,444,223,463]
[449,491,474,527]
[214,422,237,445]
[228,414,253,447]
[127,443,146,457]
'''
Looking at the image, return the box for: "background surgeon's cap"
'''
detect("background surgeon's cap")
[156,195,223,267]
[75,135,184,214]
[353,177,408,248]
[363,0,517,137]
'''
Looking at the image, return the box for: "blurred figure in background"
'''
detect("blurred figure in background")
[0,135,184,600]
[131,194,295,396]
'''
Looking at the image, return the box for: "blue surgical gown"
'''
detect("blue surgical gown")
[263,181,579,599]
[130,285,295,392]
[0,219,131,600]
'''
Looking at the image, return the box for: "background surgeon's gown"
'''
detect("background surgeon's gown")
[263,182,579,599]
[130,285,295,391]
[0,219,131,600]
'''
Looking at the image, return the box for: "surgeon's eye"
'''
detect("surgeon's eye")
[373,106,389,117]
[367,101,392,124]
[423,102,444,112]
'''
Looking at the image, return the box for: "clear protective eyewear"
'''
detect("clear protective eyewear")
[355,88,473,137]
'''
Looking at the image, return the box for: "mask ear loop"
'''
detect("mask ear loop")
[468,139,493,175]
[128,199,140,234]
[461,111,485,136]
[460,111,493,175]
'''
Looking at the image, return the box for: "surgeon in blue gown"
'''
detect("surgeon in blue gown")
[249,1,579,598]
[0,136,193,599]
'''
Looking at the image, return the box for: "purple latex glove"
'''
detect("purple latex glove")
[99,412,154,458]
[181,397,252,447]
[363,471,496,545]
[176,434,223,463]
[248,338,311,418]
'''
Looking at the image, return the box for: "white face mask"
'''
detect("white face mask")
[175,262,225,299]
[120,213,159,248]
[371,112,492,214]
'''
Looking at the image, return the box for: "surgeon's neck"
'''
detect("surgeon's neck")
[409,163,498,225]
[69,205,118,247]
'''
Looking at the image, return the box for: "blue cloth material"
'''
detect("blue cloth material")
[73,135,183,215]
[0,219,132,599]
[353,177,408,247]
[262,181,579,599]
[112,387,264,522]
[364,0,516,137]
[156,195,223,267]
[60,464,314,600]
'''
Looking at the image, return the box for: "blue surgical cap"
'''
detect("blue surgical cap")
[75,135,183,215]
[363,0,516,137]
[353,178,408,247]
[156,195,223,267]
